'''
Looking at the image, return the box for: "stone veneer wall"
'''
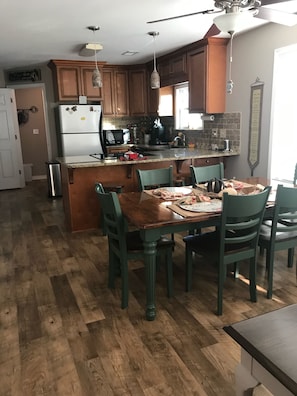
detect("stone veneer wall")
[103,112,241,152]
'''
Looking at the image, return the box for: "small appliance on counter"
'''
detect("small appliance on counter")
[103,129,130,146]
[224,139,230,151]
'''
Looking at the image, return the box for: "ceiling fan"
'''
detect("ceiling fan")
[147,0,297,36]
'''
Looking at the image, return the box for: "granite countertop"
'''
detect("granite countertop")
[57,148,239,168]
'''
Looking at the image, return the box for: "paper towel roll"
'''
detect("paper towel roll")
[201,114,215,121]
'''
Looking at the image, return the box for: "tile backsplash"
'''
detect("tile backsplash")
[182,112,241,152]
[103,112,241,152]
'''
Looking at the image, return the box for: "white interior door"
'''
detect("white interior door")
[0,89,25,190]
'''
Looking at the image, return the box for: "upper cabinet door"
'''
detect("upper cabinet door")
[56,65,82,101]
[102,68,129,116]
[188,38,228,114]
[129,68,147,116]
[81,67,103,100]
[49,60,104,102]
[188,47,206,113]
[102,68,114,116]
[114,69,129,116]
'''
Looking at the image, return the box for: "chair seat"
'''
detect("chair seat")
[183,231,218,252]
[183,231,250,253]
[127,231,174,251]
[260,223,297,241]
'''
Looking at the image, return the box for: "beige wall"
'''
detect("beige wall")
[15,87,49,177]
[225,22,297,180]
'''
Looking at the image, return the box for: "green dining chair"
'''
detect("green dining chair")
[183,186,271,315]
[190,163,224,235]
[137,166,175,243]
[136,166,174,191]
[190,163,224,185]
[95,182,175,309]
[258,184,297,299]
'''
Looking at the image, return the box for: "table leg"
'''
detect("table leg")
[143,240,157,321]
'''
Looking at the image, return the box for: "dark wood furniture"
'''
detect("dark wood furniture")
[49,37,228,114]
[187,38,228,114]
[48,59,105,101]
[59,151,232,232]
[118,177,269,321]
[102,66,129,116]
[224,304,297,395]
[119,190,220,321]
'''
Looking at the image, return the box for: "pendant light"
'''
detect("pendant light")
[87,26,103,88]
[226,31,234,94]
[148,31,160,89]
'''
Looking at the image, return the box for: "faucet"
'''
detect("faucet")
[173,132,186,147]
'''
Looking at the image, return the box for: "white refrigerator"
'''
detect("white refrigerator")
[58,104,104,156]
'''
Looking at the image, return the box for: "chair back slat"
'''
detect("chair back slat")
[190,163,224,185]
[137,166,173,191]
[220,187,271,259]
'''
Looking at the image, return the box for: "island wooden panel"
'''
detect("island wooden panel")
[61,160,181,232]
[61,156,226,232]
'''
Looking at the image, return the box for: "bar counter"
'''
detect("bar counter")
[57,148,239,232]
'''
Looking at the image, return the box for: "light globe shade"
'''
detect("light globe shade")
[213,11,254,32]
[92,68,102,88]
[151,70,160,89]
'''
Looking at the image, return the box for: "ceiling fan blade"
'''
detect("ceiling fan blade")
[261,0,295,5]
[147,9,214,24]
[204,23,221,38]
[256,7,297,26]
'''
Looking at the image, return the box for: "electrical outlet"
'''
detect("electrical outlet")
[212,128,218,137]
[220,128,226,138]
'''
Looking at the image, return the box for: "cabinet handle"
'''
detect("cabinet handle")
[206,159,210,163]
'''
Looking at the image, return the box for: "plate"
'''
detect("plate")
[152,187,192,200]
[179,199,222,213]
[161,187,192,195]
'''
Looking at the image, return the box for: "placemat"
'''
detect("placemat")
[167,204,215,218]
[143,187,193,200]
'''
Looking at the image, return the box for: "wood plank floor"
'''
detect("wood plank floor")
[1,181,296,396]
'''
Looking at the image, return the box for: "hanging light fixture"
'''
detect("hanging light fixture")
[87,26,103,88]
[225,31,234,94]
[213,1,260,33]
[148,31,160,89]
[213,10,257,32]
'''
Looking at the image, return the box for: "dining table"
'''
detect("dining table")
[118,177,271,321]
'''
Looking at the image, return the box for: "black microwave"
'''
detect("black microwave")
[103,129,130,146]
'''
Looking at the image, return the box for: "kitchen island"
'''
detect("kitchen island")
[58,148,239,232]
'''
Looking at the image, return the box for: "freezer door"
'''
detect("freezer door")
[61,133,103,156]
[59,105,101,133]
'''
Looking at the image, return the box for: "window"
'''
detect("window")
[270,44,297,186]
[175,83,203,130]
[158,86,173,116]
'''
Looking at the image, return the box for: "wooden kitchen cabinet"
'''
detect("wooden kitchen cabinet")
[158,51,188,87]
[102,67,129,116]
[192,157,223,167]
[129,67,147,116]
[49,60,104,102]
[187,38,229,114]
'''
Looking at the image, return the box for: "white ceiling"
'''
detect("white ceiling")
[0,0,296,70]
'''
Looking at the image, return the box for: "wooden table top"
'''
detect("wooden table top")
[224,304,297,394]
[119,177,270,230]
[118,191,219,230]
